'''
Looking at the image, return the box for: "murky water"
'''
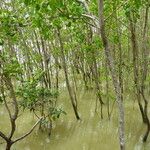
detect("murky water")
[0,89,150,150]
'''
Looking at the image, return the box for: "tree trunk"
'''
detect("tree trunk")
[57,28,80,120]
[6,142,12,150]
[98,0,125,149]
[141,5,150,142]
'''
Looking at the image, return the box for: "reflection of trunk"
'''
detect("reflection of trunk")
[98,0,125,149]
[57,29,80,120]
[48,118,53,137]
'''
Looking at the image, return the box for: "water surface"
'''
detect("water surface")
[0,89,150,150]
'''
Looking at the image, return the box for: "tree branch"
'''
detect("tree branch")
[13,118,42,144]
[0,131,8,142]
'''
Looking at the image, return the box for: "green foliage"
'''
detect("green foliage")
[4,59,22,77]
[1,0,150,144]
[49,107,67,120]
[123,0,144,21]
[16,70,45,109]
[37,88,58,98]
[0,7,27,43]
[0,39,4,46]
[0,52,23,78]
[92,35,103,50]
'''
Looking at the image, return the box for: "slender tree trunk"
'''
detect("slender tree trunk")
[57,29,80,120]
[92,56,104,119]
[140,5,150,142]
[114,5,123,102]
[98,0,125,149]
[105,60,110,119]
[128,13,146,123]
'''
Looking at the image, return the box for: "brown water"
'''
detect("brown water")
[0,89,150,150]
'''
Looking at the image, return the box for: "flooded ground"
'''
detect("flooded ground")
[0,89,150,150]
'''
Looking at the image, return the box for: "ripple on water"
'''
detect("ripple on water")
[55,134,60,140]
[45,138,50,143]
